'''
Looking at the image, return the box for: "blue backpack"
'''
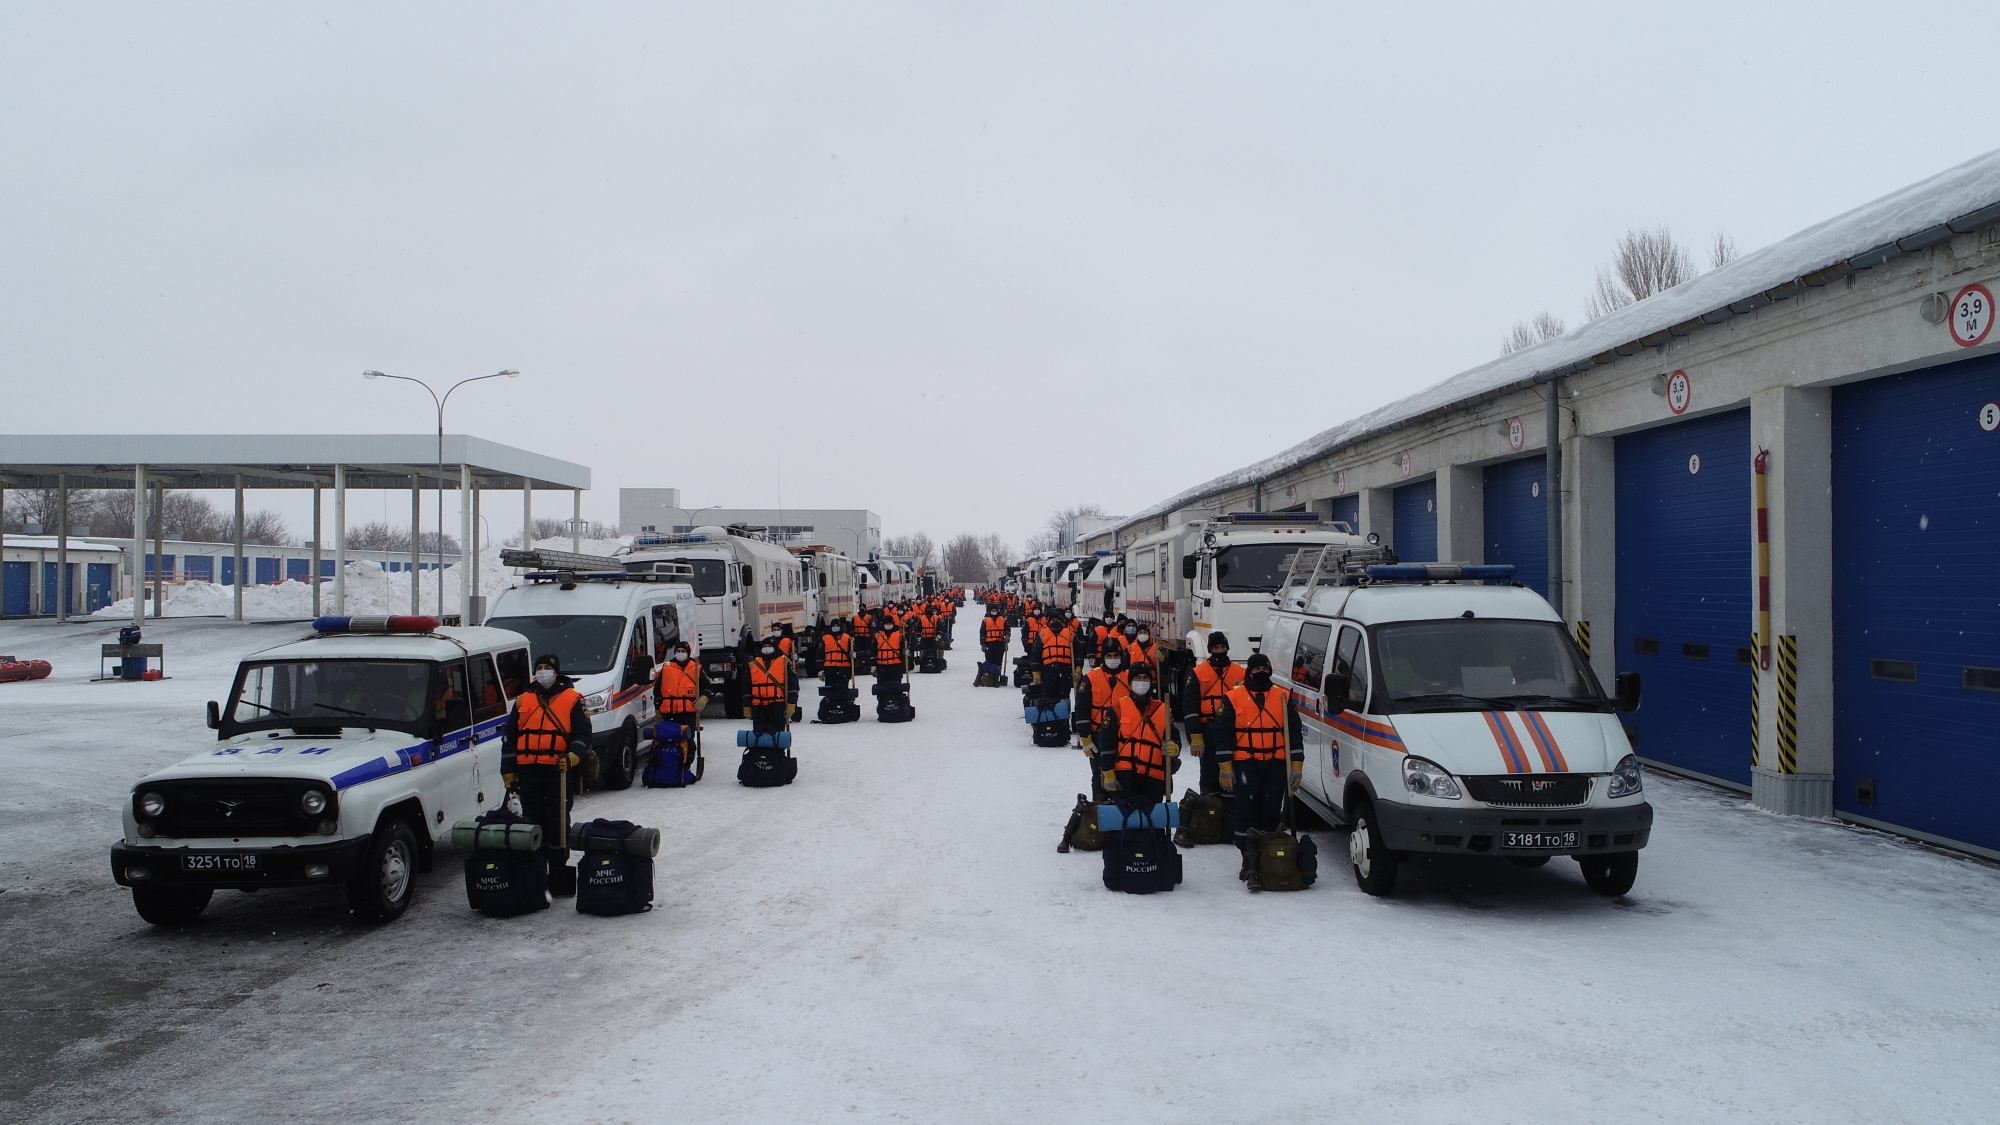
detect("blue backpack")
[644,721,704,788]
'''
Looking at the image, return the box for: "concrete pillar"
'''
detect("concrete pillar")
[0,481,6,617]
[56,475,68,621]
[459,464,473,626]
[1569,435,1617,686]
[333,464,347,614]
[571,490,582,552]
[232,476,244,622]
[1435,464,1484,564]
[1359,487,1395,547]
[152,481,164,618]
[1751,385,1836,816]
[131,464,147,629]
[522,483,533,550]
[409,476,421,616]
[311,482,322,617]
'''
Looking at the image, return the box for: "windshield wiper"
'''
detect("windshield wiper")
[306,702,370,718]
[1394,693,1521,711]
[1496,693,1604,711]
[234,699,290,717]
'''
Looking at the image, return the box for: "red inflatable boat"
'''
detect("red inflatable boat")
[0,656,53,683]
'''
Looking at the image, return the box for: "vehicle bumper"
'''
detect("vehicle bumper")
[1373,800,1653,855]
[110,837,371,890]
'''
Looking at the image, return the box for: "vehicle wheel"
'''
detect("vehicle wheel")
[132,885,211,926]
[348,819,418,922]
[603,721,638,790]
[1578,851,1639,896]
[1508,856,1551,869]
[1347,798,1399,897]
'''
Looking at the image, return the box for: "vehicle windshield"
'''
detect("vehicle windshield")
[651,558,729,598]
[1373,618,1607,712]
[485,614,627,674]
[227,659,433,730]
[1213,544,1309,593]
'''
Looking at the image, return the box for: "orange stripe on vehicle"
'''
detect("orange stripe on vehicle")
[1482,711,1529,773]
[1521,711,1568,772]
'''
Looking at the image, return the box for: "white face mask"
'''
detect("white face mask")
[1138,633,1150,644]
[761,646,776,657]
[1130,680,1152,696]
[534,669,556,688]
[1105,658,1123,670]
[673,653,689,663]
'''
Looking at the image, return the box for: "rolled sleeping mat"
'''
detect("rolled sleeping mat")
[451,818,544,853]
[1097,802,1181,831]
[567,824,663,857]
[735,729,792,749]
[817,685,860,700]
[871,683,908,696]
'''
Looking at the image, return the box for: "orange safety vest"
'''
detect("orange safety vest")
[916,613,939,639]
[777,636,794,658]
[875,627,905,665]
[749,655,788,705]
[513,687,583,765]
[1127,639,1158,672]
[1038,623,1073,667]
[1110,695,1169,781]
[1225,684,1291,761]
[1193,660,1245,719]
[657,661,701,707]
[822,631,852,668]
[1083,666,1129,728]
[981,615,1008,644]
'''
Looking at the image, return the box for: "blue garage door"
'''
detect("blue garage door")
[255,557,280,585]
[185,556,214,582]
[1327,494,1359,534]
[1615,409,1752,786]
[1833,355,2000,853]
[2,561,29,616]
[1483,456,1548,596]
[43,562,66,615]
[85,563,114,612]
[1392,478,1438,562]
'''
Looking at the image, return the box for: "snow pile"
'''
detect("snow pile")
[93,537,630,619]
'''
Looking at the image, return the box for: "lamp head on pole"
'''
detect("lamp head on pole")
[362,370,384,380]
[498,369,520,379]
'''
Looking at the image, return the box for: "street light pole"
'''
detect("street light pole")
[363,369,519,619]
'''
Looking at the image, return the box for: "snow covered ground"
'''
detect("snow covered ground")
[4,607,2000,1123]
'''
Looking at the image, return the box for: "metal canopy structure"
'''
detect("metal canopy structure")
[0,435,591,627]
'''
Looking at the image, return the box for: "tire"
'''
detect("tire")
[132,885,211,926]
[1347,798,1399,897]
[602,721,638,790]
[1507,856,1551,869]
[1578,851,1639,896]
[348,819,419,922]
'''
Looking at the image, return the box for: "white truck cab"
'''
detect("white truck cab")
[619,526,808,713]
[1263,555,1652,898]
[111,615,533,926]
[487,550,699,789]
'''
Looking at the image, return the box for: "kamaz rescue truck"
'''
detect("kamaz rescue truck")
[1116,511,1367,690]
[488,547,699,788]
[619,525,809,714]
[797,547,857,626]
[1260,547,1651,898]
[111,615,534,926]
[1075,553,1119,621]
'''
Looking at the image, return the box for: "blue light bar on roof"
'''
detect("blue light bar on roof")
[1364,564,1516,583]
[313,615,440,634]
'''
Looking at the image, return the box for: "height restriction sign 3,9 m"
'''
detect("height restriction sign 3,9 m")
[1952,284,1994,347]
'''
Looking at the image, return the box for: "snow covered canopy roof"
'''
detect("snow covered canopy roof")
[1122,146,2000,530]
[0,434,590,491]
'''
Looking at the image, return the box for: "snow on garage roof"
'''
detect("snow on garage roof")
[1121,146,2000,530]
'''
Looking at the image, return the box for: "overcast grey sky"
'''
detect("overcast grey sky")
[4,3,1996,552]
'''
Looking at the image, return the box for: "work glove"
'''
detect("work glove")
[501,771,517,789]
[1100,769,1120,793]
[1289,759,1303,790]
[1219,759,1235,792]
[697,695,710,709]
[1189,731,1204,754]
[1163,739,1181,758]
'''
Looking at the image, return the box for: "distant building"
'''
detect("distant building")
[1058,513,1121,553]
[619,490,883,560]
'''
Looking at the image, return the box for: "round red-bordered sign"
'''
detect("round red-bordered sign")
[1397,451,1412,479]
[1666,370,1692,415]
[1506,416,1524,451]
[1951,284,1995,347]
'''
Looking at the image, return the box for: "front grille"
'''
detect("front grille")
[1463,774,1592,807]
[144,778,324,838]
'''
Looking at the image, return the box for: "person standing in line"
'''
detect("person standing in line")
[747,633,797,734]
[503,654,590,897]
[1183,632,1244,796]
[1092,662,1177,802]
[1214,653,1304,889]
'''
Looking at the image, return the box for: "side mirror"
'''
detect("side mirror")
[1615,672,1642,713]
[206,700,222,730]
[1321,672,1351,712]
[1181,555,1197,580]
[741,564,754,586]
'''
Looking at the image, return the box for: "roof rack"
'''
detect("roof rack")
[1275,543,1400,607]
[502,547,626,572]
[1364,563,1517,585]
[1223,511,1322,523]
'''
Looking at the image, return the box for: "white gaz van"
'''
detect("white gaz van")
[112,615,532,926]
[487,558,698,789]
[1263,555,1652,897]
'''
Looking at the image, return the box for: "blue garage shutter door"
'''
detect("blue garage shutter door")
[1615,409,1752,787]
[286,558,310,581]
[220,556,236,586]
[255,557,280,585]
[1482,456,1548,596]
[1327,494,1359,534]
[85,563,114,611]
[1392,478,1438,562]
[1833,354,2000,853]
[184,556,214,582]
[2,561,29,616]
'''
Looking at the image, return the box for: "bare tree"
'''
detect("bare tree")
[882,532,939,570]
[1502,311,1567,355]
[1584,225,1700,320]
[1026,503,1109,553]
[1710,230,1737,269]
[941,534,992,583]
[3,488,94,534]
[242,510,292,546]
[979,533,1011,574]
[160,490,230,542]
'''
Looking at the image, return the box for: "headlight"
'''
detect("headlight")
[583,690,612,713]
[1607,754,1644,798]
[138,791,166,818]
[299,789,329,816]
[1402,756,1462,799]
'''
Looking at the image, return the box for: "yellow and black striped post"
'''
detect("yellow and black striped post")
[1749,632,1762,769]
[1574,620,1591,659]
[1776,635,1799,774]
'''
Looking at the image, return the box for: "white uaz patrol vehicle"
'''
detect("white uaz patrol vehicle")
[111,616,533,926]
[489,548,698,789]
[1262,551,1651,898]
